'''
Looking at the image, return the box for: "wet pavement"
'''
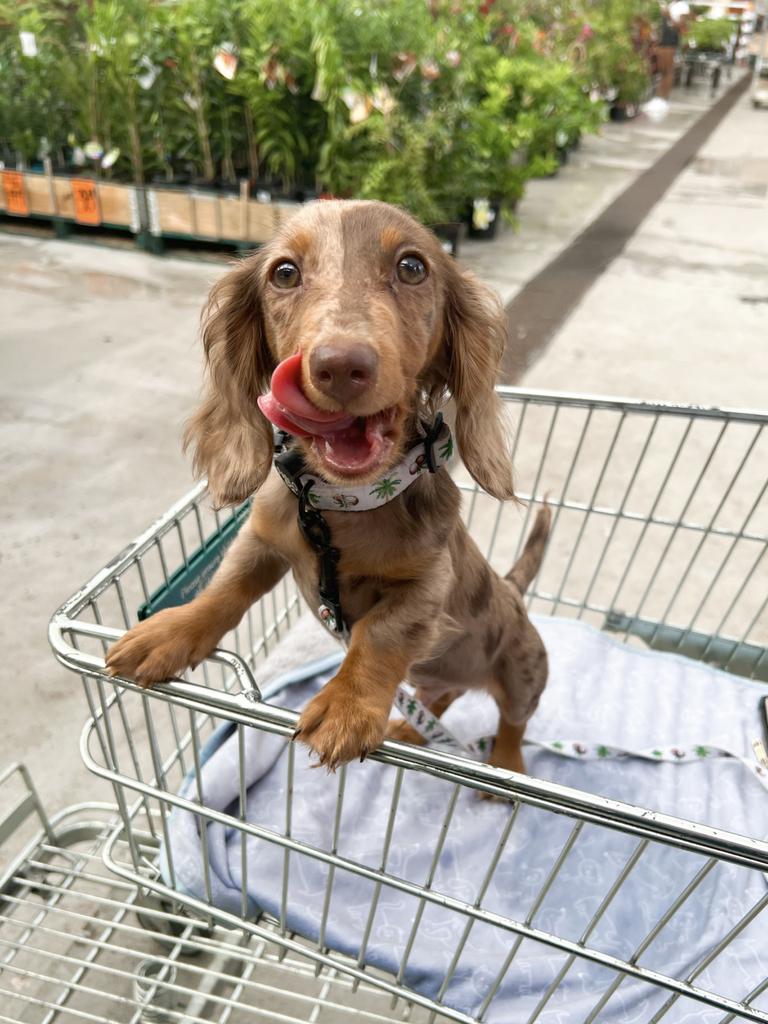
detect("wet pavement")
[461,74,742,308]
[521,86,768,409]
[500,74,751,379]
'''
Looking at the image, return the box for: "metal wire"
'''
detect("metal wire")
[42,389,768,1023]
[0,819,445,1023]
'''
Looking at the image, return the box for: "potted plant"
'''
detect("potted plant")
[583,0,657,120]
[0,4,79,171]
[687,17,734,56]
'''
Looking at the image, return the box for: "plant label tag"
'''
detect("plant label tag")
[214,44,238,80]
[2,171,29,216]
[71,178,101,225]
[137,55,159,90]
[472,198,495,230]
[19,31,38,57]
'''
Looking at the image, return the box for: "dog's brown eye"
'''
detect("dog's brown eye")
[271,260,301,289]
[396,254,427,285]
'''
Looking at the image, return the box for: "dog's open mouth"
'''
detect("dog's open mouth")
[257,354,397,477]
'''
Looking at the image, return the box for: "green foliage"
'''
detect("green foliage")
[0,2,80,165]
[0,0,652,220]
[357,112,451,224]
[688,17,734,54]
[578,0,659,105]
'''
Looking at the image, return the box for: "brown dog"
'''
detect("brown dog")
[106,200,551,773]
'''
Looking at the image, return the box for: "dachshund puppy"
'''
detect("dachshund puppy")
[106,200,551,773]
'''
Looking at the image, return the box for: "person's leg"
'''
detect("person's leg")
[656,46,675,99]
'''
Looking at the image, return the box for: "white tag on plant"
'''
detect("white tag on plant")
[19,31,38,57]
[472,198,496,230]
[137,56,159,91]
[213,43,238,80]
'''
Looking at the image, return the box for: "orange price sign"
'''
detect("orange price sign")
[71,178,101,226]
[2,171,29,216]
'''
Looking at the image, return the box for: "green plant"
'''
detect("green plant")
[579,0,659,106]
[78,0,160,184]
[688,17,734,53]
[163,0,244,182]
[0,0,632,215]
[357,111,452,224]
[0,2,79,166]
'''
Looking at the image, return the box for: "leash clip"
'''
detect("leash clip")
[422,412,445,473]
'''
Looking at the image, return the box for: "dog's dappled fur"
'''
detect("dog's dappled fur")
[107,200,549,776]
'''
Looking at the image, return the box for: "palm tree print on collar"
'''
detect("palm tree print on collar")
[370,477,401,501]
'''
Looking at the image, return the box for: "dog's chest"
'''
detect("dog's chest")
[255,473,443,628]
[292,523,432,632]
[290,548,419,631]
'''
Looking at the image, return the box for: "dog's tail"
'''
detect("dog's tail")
[506,504,552,593]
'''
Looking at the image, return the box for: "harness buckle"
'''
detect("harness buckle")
[422,412,445,473]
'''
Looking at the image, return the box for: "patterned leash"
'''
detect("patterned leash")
[393,687,768,794]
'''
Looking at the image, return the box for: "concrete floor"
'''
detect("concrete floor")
[0,245,224,808]
[1,78,765,819]
[523,88,768,408]
[461,77,738,307]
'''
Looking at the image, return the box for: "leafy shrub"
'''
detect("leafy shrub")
[0,0,649,222]
[688,17,734,54]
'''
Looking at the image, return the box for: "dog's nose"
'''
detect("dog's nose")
[309,344,379,407]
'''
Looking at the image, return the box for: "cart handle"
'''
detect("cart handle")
[49,617,262,708]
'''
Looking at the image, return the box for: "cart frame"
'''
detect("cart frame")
[48,387,768,1023]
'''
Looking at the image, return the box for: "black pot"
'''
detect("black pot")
[466,198,501,240]
[609,103,639,122]
[247,179,274,201]
[213,178,240,195]
[430,221,464,257]
[293,186,318,203]
[189,176,216,191]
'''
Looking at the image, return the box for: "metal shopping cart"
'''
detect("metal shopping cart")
[15,387,768,1022]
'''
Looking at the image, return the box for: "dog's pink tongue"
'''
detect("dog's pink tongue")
[257,353,356,438]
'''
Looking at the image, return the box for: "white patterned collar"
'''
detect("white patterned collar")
[274,416,454,512]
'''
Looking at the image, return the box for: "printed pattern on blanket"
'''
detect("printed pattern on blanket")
[163,616,768,1023]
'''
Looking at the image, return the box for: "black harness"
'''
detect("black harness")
[273,415,448,637]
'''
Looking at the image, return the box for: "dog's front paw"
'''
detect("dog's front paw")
[295,681,389,770]
[105,606,213,688]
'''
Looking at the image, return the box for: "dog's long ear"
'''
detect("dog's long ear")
[184,256,276,508]
[442,263,515,501]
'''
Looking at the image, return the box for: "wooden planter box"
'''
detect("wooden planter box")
[1,171,293,250]
[146,186,292,246]
[0,170,139,231]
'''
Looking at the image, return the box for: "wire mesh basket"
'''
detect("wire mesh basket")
[49,388,768,1023]
[0,763,444,1023]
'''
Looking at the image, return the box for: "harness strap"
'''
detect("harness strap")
[392,688,768,795]
[274,417,452,638]
[296,480,345,636]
